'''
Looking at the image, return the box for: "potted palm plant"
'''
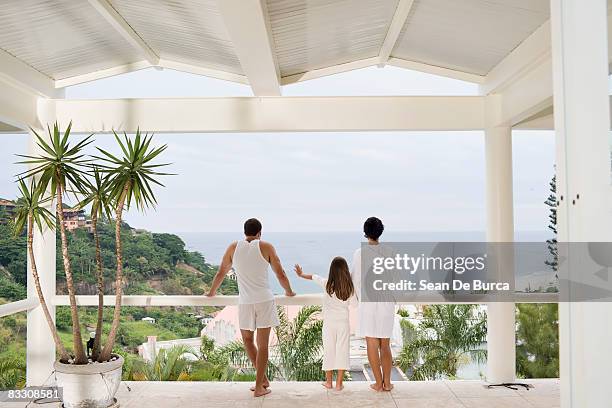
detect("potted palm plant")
[95,129,171,363]
[16,123,170,408]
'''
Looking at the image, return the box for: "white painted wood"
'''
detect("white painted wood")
[55,60,250,88]
[379,0,415,65]
[159,59,249,85]
[217,0,280,96]
[388,57,486,84]
[26,119,57,386]
[484,122,516,384]
[550,1,612,407]
[0,49,59,97]
[87,0,159,66]
[53,96,485,133]
[55,61,151,88]
[0,298,39,318]
[392,0,550,76]
[53,293,558,307]
[281,57,379,85]
[0,75,38,131]
[481,21,551,95]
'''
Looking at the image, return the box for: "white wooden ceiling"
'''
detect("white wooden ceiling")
[0,0,551,89]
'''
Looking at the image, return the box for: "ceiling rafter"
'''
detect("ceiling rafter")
[86,0,159,66]
[217,0,281,96]
[378,0,416,65]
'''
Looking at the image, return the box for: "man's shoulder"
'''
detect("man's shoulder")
[258,240,274,249]
[227,241,239,251]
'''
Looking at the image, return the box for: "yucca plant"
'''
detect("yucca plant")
[17,123,93,364]
[76,168,113,361]
[12,178,70,362]
[94,130,171,362]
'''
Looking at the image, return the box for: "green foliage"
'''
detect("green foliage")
[0,357,26,390]
[128,345,196,381]
[516,304,559,378]
[398,305,487,380]
[0,309,26,390]
[0,276,26,301]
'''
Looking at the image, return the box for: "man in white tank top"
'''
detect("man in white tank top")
[207,218,296,397]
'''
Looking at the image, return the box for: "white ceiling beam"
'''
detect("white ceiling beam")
[158,60,249,85]
[54,96,485,133]
[481,21,551,95]
[87,0,159,66]
[0,49,61,98]
[378,0,415,65]
[55,61,151,88]
[281,57,379,85]
[388,58,486,84]
[217,0,281,96]
[0,74,39,130]
[54,60,249,88]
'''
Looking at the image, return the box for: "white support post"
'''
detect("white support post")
[484,122,516,384]
[550,1,612,407]
[26,101,57,386]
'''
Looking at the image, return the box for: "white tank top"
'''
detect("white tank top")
[233,240,274,304]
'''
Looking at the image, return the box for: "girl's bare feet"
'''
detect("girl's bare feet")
[322,381,333,389]
[370,383,383,392]
[383,383,394,392]
[253,387,271,397]
[335,384,344,391]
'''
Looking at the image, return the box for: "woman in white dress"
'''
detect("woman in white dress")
[351,217,395,392]
[294,257,355,391]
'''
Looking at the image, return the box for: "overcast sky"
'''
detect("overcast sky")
[0,66,555,233]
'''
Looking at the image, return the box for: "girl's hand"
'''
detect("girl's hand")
[294,264,303,277]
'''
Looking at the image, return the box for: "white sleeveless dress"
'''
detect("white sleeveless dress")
[351,245,396,338]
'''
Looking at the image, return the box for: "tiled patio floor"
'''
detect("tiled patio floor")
[2,379,559,407]
[114,379,559,408]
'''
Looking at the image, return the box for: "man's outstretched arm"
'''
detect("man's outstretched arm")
[262,242,296,297]
[206,243,236,297]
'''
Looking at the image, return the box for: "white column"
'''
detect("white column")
[26,130,57,385]
[484,125,516,384]
[26,102,57,385]
[550,1,612,407]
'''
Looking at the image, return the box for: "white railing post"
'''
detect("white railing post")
[26,101,57,386]
[550,1,612,407]
[484,119,516,384]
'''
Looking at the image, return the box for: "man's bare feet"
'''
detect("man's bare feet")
[335,384,344,391]
[250,380,270,392]
[322,381,333,389]
[370,383,383,392]
[383,383,394,392]
[253,387,271,397]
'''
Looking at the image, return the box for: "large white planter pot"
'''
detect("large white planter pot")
[54,355,123,408]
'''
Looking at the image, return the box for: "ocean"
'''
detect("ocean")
[179,231,550,294]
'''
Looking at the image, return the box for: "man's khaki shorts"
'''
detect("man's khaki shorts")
[238,300,280,331]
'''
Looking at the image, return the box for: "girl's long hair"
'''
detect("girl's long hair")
[326,256,354,301]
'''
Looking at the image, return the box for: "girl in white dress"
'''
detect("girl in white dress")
[294,257,355,391]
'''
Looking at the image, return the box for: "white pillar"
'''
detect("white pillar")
[484,125,516,384]
[550,1,612,407]
[26,102,57,385]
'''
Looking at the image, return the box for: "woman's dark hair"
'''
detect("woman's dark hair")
[244,218,262,236]
[326,256,354,301]
[363,217,384,240]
